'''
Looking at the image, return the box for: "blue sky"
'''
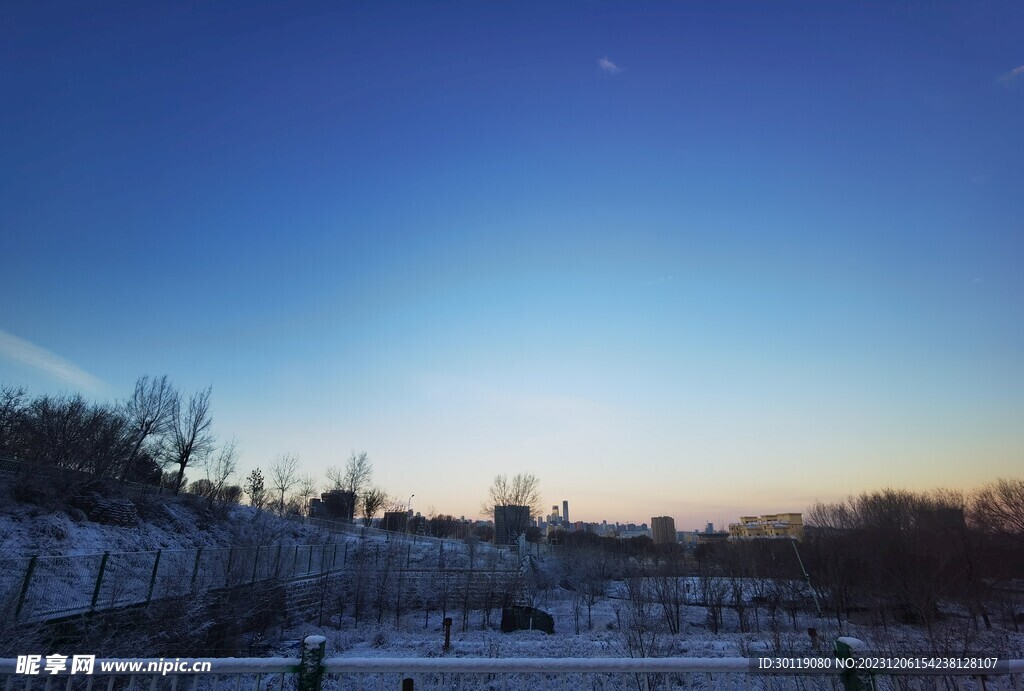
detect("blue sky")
[2,1,1022,526]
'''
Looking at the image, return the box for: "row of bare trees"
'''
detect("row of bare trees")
[325,451,391,526]
[1,377,225,496]
[0,380,403,522]
[804,481,1024,634]
[239,451,400,527]
[316,537,515,634]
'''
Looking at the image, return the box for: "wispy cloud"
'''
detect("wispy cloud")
[0,330,105,393]
[998,65,1024,82]
[598,57,623,75]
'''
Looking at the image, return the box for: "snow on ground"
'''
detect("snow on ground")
[276,576,1024,662]
[0,474,331,558]
[3,474,1022,662]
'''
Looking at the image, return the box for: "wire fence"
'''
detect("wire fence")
[1,543,354,623]
[1,537,522,624]
[0,457,524,623]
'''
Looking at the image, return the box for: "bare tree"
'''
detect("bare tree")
[121,375,176,480]
[325,465,345,491]
[295,474,318,515]
[650,550,687,635]
[269,453,300,514]
[203,437,238,506]
[361,486,387,527]
[168,386,214,494]
[343,451,373,495]
[0,385,27,456]
[615,575,668,667]
[482,473,542,545]
[970,478,1024,540]
[483,473,542,514]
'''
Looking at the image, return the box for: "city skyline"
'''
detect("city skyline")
[2,1,1022,526]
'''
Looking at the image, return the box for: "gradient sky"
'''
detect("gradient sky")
[2,1,1022,528]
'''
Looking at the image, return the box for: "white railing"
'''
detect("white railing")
[323,657,1024,690]
[2,638,1022,691]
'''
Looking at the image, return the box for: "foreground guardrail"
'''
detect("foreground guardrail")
[1,636,1022,691]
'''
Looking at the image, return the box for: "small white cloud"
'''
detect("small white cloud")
[0,329,105,393]
[598,57,623,75]
[998,65,1024,82]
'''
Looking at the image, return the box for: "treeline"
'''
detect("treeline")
[804,483,1024,633]
[548,482,1023,645]
[0,380,387,521]
[0,377,221,494]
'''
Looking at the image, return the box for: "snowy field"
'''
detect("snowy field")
[278,578,1024,662]
[3,474,1022,668]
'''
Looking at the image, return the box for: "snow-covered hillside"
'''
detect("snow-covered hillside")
[0,473,331,557]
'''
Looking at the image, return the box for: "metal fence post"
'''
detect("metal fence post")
[14,556,37,619]
[146,550,162,604]
[298,635,326,691]
[251,546,261,584]
[190,548,203,593]
[225,547,235,587]
[90,552,110,612]
[273,544,283,580]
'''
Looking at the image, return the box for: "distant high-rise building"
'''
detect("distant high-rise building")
[728,513,804,540]
[317,490,356,522]
[563,500,569,526]
[382,511,408,533]
[652,516,677,545]
[493,505,531,546]
[705,522,714,534]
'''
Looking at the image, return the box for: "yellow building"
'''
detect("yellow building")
[728,513,804,540]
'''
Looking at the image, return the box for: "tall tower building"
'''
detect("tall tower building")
[652,516,677,545]
[563,500,569,526]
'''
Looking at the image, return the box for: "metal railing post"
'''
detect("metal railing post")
[14,555,37,619]
[190,548,203,593]
[90,552,110,612]
[273,544,283,580]
[251,546,261,584]
[298,635,326,691]
[146,550,162,604]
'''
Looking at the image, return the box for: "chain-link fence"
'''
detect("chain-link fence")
[2,536,520,624]
[2,542,355,623]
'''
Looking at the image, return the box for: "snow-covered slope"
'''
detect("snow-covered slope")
[0,474,330,557]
